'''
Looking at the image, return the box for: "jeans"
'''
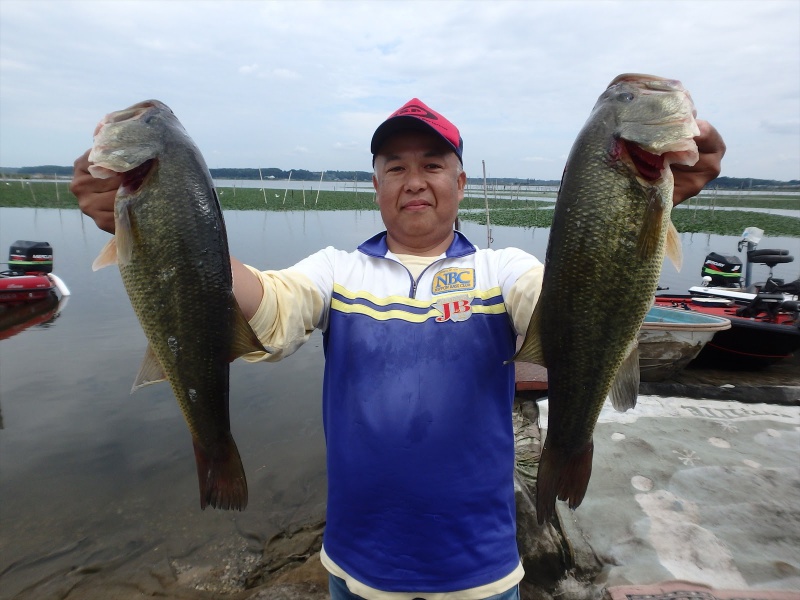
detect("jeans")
[328,575,521,600]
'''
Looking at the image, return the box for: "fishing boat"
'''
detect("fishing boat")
[0,240,71,304]
[0,293,66,341]
[655,228,799,368]
[514,304,731,389]
[638,305,731,381]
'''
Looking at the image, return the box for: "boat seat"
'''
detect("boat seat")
[747,248,794,267]
[736,292,786,320]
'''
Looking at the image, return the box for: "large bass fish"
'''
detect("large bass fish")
[516,74,699,524]
[89,100,266,510]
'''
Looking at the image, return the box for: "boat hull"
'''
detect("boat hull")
[0,274,55,303]
[639,305,731,381]
[654,295,800,368]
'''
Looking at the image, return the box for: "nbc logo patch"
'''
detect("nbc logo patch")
[431,268,475,295]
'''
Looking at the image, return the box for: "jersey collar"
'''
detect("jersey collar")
[358,230,476,259]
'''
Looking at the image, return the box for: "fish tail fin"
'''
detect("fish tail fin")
[535,440,593,525]
[193,434,248,511]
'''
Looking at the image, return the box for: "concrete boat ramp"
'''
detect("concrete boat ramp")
[537,394,800,595]
[512,354,799,599]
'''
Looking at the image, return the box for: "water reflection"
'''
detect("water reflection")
[0,206,797,597]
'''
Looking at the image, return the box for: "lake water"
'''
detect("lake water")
[0,207,798,598]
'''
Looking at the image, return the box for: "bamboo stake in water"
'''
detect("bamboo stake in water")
[482,160,492,248]
[54,174,60,203]
[259,168,268,205]
[283,171,293,205]
[315,171,325,205]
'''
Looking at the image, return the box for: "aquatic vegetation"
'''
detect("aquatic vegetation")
[2,181,798,237]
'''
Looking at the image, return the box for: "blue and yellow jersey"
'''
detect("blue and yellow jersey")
[244,231,542,597]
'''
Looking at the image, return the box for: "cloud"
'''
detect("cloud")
[238,63,260,75]
[271,68,300,80]
[0,0,798,180]
[760,119,800,135]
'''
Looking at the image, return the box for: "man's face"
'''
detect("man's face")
[372,130,466,256]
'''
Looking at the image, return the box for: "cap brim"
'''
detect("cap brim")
[371,116,460,159]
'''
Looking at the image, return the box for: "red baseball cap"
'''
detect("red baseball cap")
[371,98,463,163]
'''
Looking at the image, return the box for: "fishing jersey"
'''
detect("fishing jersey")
[243,231,543,596]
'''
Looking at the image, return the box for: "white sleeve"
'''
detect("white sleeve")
[241,264,326,363]
[500,250,544,337]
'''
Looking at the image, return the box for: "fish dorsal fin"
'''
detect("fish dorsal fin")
[92,237,118,271]
[229,299,271,361]
[665,220,683,271]
[636,186,665,262]
[511,301,546,366]
[131,344,167,393]
[609,339,639,411]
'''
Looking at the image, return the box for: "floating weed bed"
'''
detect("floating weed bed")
[460,206,800,237]
[2,181,798,237]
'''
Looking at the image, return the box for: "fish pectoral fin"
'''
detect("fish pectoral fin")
[510,302,546,366]
[91,237,118,271]
[114,201,135,267]
[131,344,168,393]
[229,300,270,361]
[636,187,665,262]
[665,220,683,271]
[609,340,639,412]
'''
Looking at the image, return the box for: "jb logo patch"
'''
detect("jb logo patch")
[433,295,473,323]
[431,268,475,295]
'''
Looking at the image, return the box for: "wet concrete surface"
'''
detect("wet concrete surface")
[548,393,800,591]
[640,352,800,404]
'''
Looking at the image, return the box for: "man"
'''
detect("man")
[71,98,724,599]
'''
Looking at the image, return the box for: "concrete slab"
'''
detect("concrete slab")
[538,395,800,591]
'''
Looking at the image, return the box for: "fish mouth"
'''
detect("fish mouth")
[623,140,664,182]
[119,158,156,195]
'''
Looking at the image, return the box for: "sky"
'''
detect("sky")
[1,0,798,181]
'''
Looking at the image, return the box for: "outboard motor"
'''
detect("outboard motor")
[701,252,743,288]
[8,241,53,274]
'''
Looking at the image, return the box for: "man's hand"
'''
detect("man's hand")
[69,149,121,233]
[672,120,726,206]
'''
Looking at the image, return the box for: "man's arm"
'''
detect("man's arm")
[671,120,726,206]
[70,150,265,320]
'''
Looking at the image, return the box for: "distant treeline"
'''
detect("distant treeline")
[1,166,798,190]
[706,176,800,190]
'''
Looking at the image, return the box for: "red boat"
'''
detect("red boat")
[0,240,70,304]
[0,293,64,341]
[0,273,60,303]
[655,229,799,368]
[653,294,799,367]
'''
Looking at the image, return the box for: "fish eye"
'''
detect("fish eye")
[616,92,635,102]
